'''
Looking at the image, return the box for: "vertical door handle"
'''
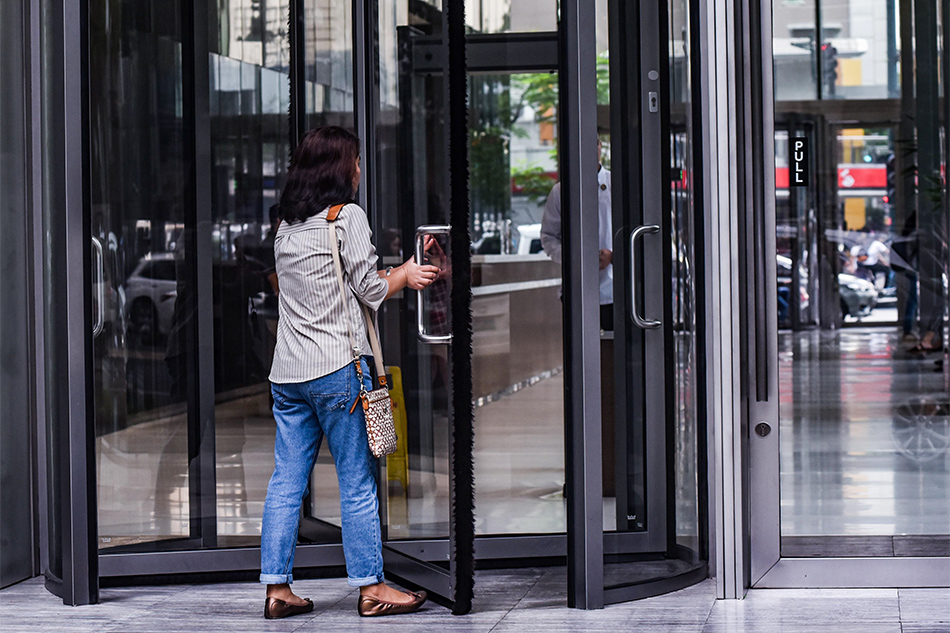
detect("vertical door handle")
[92,237,105,338]
[415,225,452,344]
[630,224,661,330]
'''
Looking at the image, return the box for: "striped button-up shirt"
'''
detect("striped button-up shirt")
[269,203,389,384]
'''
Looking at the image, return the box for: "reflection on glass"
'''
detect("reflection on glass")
[372,0,453,540]
[772,0,818,101]
[207,0,292,546]
[774,0,950,556]
[304,0,354,130]
[469,73,566,534]
[208,1,291,540]
[465,0,557,33]
[774,0,901,101]
[835,128,895,324]
[819,0,900,100]
[89,0,192,549]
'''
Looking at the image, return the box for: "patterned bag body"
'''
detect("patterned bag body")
[360,383,398,458]
[327,203,398,459]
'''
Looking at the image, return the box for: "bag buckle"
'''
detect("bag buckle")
[350,386,370,414]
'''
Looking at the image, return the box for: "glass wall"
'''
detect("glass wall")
[90,0,353,552]
[772,0,950,556]
[89,0,194,549]
[772,0,899,101]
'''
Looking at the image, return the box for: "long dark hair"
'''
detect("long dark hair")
[279,126,360,224]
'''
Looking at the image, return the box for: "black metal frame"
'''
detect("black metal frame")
[180,0,219,552]
[410,32,558,74]
[29,0,50,586]
[40,0,99,605]
[560,0,605,610]
[608,0,646,543]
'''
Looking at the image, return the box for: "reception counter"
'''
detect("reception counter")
[470,254,564,400]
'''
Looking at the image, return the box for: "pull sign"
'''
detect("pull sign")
[790,137,809,186]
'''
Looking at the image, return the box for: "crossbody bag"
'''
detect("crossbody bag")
[326,203,398,459]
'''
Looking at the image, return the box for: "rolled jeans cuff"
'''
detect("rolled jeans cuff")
[260,573,293,585]
[347,573,385,588]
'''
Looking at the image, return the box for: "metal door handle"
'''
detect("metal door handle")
[629,225,661,330]
[92,237,105,337]
[415,225,452,344]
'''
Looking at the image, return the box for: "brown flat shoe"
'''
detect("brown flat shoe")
[357,590,427,617]
[264,596,314,619]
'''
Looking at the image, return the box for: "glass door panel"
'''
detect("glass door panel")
[347,0,473,611]
[469,72,566,536]
[596,0,707,597]
[379,226,453,541]
[771,0,950,560]
[372,6,453,544]
[90,0,197,551]
[666,0,704,571]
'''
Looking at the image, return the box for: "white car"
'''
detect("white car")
[515,223,544,255]
[124,253,178,343]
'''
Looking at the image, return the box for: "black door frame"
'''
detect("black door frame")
[39,0,99,606]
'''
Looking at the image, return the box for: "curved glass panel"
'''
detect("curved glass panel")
[89,0,193,550]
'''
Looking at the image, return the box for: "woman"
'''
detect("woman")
[260,126,439,619]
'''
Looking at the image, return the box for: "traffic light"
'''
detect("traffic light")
[822,43,838,96]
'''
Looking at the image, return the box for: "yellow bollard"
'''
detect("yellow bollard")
[385,365,410,494]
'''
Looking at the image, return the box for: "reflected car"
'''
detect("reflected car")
[515,223,544,255]
[839,273,877,318]
[124,253,178,343]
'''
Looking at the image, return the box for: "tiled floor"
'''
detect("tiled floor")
[3,570,949,632]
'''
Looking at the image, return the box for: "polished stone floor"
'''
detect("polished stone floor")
[3,570,949,633]
[779,328,950,538]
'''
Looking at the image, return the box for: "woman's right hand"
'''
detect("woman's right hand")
[401,259,440,290]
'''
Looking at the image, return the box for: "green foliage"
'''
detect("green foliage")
[511,50,610,124]
[470,127,511,217]
[468,57,611,219]
[511,164,556,205]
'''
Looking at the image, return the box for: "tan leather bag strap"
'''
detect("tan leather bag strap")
[326,203,388,389]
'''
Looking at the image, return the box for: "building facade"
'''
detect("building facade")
[1,0,948,610]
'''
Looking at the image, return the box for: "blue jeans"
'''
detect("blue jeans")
[260,359,385,588]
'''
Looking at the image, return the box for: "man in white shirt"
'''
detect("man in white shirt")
[540,139,614,330]
[851,237,891,291]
